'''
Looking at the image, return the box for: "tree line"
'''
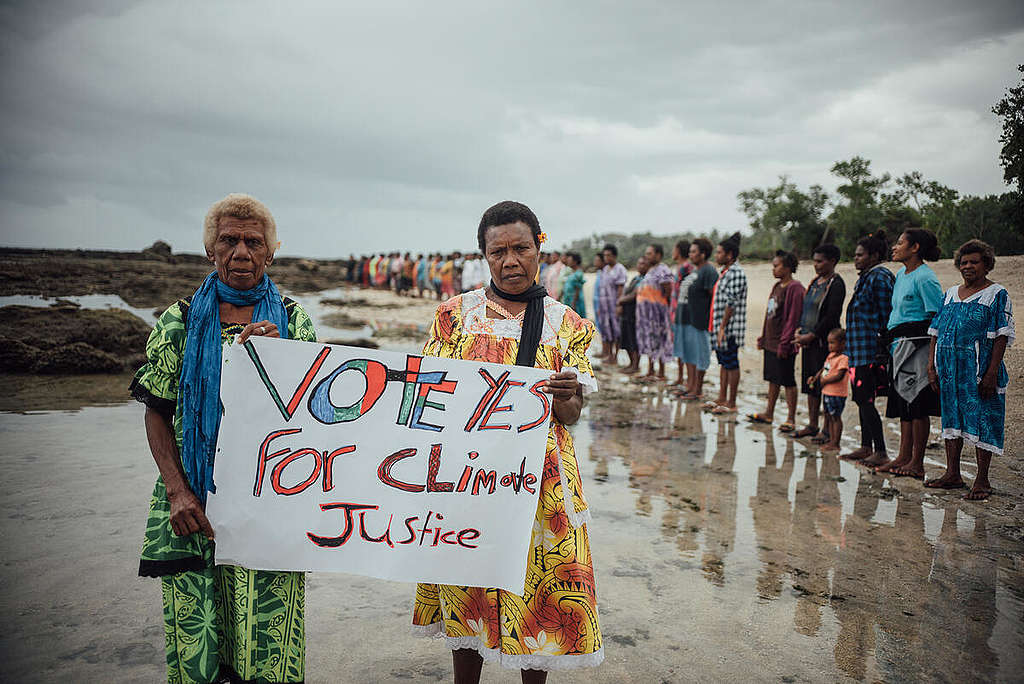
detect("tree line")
[564,65,1023,266]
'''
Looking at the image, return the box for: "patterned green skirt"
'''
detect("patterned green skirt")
[141,478,305,684]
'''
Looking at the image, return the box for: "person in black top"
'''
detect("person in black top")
[617,255,648,374]
[792,244,846,439]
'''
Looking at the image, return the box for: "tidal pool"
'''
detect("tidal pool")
[0,367,1020,682]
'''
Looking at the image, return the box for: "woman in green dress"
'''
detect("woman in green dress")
[130,194,316,684]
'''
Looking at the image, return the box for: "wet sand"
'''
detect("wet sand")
[1,258,1022,682]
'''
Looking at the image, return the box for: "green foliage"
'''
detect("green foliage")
[992,64,1024,192]
[825,157,888,256]
[562,137,1024,265]
[740,157,1022,260]
[560,230,720,270]
[737,176,829,257]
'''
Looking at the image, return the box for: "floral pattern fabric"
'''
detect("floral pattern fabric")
[636,262,674,363]
[597,263,627,344]
[929,284,1015,454]
[131,295,315,683]
[412,289,603,671]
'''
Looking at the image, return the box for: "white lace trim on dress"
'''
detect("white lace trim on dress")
[566,506,592,528]
[410,629,605,671]
[940,428,1003,456]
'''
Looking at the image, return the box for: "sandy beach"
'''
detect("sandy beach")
[0,253,1021,682]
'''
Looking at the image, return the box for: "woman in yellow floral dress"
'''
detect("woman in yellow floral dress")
[412,201,603,683]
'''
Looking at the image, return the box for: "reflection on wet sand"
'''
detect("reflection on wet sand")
[1,356,1021,681]
[588,375,1023,682]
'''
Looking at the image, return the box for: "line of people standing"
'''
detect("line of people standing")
[343,252,489,300]
[590,227,1013,500]
[593,232,750,416]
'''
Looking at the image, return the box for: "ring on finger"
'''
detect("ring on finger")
[258,326,265,334]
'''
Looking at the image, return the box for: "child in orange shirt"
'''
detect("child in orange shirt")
[810,328,849,452]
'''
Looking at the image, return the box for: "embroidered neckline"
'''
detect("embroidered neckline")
[485,296,526,322]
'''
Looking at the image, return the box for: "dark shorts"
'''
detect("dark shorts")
[851,363,887,404]
[886,384,940,420]
[800,343,827,396]
[763,349,796,387]
[619,315,638,352]
[823,394,846,416]
[714,336,739,370]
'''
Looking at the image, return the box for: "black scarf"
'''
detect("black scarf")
[489,280,548,367]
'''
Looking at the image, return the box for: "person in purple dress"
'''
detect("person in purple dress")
[636,243,675,381]
[598,243,627,363]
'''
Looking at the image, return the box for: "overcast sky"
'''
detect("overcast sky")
[1,1,1022,258]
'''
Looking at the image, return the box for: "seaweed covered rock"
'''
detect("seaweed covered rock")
[0,305,150,374]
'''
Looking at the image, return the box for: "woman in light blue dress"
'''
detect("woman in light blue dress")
[592,252,606,338]
[925,240,1014,500]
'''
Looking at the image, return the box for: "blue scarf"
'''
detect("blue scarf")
[179,271,289,504]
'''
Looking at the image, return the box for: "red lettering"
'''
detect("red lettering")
[471,469,497,495]
[455,465,473,493]
[425,443,454,492]
[361,361,389,414]
[286,346,332,417]
[254,428,303,496]
[271,447,322,495]
[518,379,551,432]
[457,528,480,548]
[478,380,524,431]
[322,445,356,492]
[358,511,395,547]
[418,510,435,546]
[378,448,425,492]
[307,502,377,547]
[465,369,509,431]
[397,516,418,544]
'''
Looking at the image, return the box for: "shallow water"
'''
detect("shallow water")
[0,293,160,323]
[0,364,1021,682]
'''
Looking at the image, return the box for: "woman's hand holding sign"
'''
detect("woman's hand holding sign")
[543,370,582,426]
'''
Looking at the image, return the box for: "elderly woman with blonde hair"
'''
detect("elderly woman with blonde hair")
[130,193,316,683]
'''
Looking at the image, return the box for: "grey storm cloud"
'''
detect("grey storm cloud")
[1,0,1022,257]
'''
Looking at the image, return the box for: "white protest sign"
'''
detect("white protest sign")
[206,336,553,593]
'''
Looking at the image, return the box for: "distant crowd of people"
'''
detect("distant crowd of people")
[342,228,1013,502]
[340,249,591,315]
[341,252,487,299]
[589,229,1013,501]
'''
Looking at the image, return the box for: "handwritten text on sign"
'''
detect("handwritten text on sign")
[206,336,553,593]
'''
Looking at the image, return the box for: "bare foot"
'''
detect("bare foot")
[872,456,908,472]
[964,481,993,500]
[840,447,871,461]
[862,452,891,468]
[887,464,924,479]
[924,473,966,489]
[821,444,840,452]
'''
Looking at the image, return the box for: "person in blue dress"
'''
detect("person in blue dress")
[925,240,1014,500]
[874,228,944,478]
[592,252,606,339]
[560,251,587,317]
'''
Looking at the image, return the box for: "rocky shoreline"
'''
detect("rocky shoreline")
[0,244,365,373]
[0,244,351,309]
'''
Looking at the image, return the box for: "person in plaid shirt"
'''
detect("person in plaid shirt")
[842,230,895,466]
[706,232,748,413]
